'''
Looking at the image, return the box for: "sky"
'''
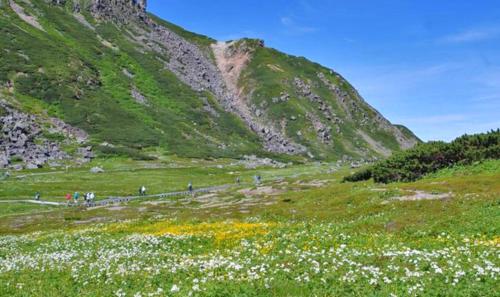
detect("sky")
[148,0,500,141]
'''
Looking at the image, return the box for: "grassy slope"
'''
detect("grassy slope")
[241,42,406,160]
[395,124,422,142]
[0,0,261,159]
[1,0,418,162]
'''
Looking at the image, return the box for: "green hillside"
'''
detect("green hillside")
[0,0,260,160]
[0,0,419,168]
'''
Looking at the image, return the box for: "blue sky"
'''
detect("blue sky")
[149,0,500,141]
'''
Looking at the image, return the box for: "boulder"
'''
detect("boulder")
[0,152,9,168]
[90,166,104,174]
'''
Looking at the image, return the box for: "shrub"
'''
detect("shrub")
[342,168,372,182]
[344,129,500,183]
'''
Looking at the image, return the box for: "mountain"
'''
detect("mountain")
[0,0,419,169]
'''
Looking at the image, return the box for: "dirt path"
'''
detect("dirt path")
[383,191,452,204]
[0,200,63,206]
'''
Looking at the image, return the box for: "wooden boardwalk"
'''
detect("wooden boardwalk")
[0,184,234,208]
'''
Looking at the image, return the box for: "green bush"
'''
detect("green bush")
[342,168,372,182]
[344,129,500,183]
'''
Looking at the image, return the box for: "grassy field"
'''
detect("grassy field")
[0,159,499,296]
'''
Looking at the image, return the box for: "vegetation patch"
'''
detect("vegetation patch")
[344,130,500,183]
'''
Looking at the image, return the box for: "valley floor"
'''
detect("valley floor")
[0,159,499,296]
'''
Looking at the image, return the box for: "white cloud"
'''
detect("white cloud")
[438,27,500,44]
[280,16,318,34]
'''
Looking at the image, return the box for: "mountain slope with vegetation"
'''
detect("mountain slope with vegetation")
[0,0,419,169]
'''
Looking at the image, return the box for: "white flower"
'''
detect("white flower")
[171,284,180,293]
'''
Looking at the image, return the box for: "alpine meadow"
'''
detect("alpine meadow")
[0,1,498,296]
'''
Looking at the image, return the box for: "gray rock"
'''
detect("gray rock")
[90,166,105,174]
[0,152,9,168]
[26,163,39,170]
[12,164,23,171]
[236,155,287,169]
[122,68,135,78]
[0,100,88,169]
[131,86,149,106]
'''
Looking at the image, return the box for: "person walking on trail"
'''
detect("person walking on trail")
[65,193,72,206]
[188,182,193,194]
[85,192,92,207]
[34,192,41,201]
[236,177,241,184]
[73,192,80,205]
[139,186,146,196]
[85,193,92,207]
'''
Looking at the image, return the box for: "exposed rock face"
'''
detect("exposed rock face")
[211,41,306,154]
[89,0,147,23]
[0,101,92,169]
[294,77,340,143]
[12,0,419,160]
[86,1,305,154]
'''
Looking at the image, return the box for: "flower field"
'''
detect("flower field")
[0,218,498,296]
[0,160,499,296]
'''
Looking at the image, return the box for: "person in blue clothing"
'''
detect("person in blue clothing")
[188,181,193,193]
[73,192,80,204]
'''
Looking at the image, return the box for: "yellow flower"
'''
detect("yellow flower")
[106,220,276,244]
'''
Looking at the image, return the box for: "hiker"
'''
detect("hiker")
[254,175,262,185]
[65,193,72,206]
[73,192,80,205]
[34,192,41,201]
[85,193,91,206]
[188,181,193,193]
[140,186,146,196]
[236,177,241,184]
[89,192,96,207]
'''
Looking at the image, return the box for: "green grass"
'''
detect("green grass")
[0,157,327,203]
[0,159,498,296]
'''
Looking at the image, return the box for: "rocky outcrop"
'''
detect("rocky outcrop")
[0,101,92,169]
[36,0,419,159]
[317,72,418,149]
[86,1,305,154]
[306,112,332,144]
[89,0,147,23]
[211,41,306,154]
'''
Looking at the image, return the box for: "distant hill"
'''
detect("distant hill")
[0,0,419,169]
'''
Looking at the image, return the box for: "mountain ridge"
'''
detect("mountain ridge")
[0,0,419,169]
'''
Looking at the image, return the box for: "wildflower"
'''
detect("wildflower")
[171,284,180,293]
